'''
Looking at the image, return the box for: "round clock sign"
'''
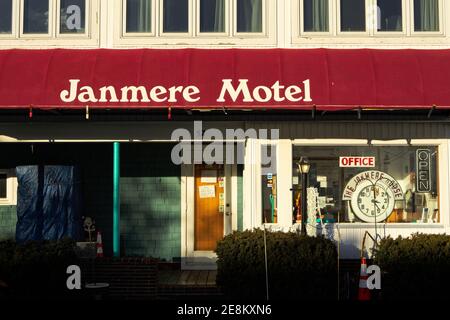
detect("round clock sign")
[343,170,404,223]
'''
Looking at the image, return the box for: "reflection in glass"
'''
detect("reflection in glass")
[23,0,49,34]
[163,0,188,33]
[377,0,402,32]
[0,0,12,34]
[126,0,151,33]
[237,0,262,33]
[303,0,329,32]
[414,0,439,32]
[60,0,86,34]
[200,0,225,33]
[340,0,365,32]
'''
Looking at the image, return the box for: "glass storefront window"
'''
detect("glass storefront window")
[292,146,439,224]
[262,145,277,223]
[0,0,12,34]
[60,0,86,34]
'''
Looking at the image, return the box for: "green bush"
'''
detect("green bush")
[374,233,450,300]
[0,238,80,299]
[216,230,337,300]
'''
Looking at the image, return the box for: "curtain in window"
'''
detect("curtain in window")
[237,0,262,33]
[214,0,225,32]
[415,0,439,31]
[200,0,225,32]
[304,0,328,32]
[138,0,151,32]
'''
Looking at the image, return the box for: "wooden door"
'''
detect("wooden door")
[194,164,224,251]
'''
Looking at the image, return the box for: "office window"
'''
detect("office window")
[303,0,329,32]
[0,174,6,199]
[0,0,12,34]
[237,0,262,33]
[23,0,49,34]
[125,0,151,33]
[377,0,402,32]
[414,0,439,32]
[200,0,225,33]
[340,0,365,32]
[60,0,86,34]
[163,0,188,33]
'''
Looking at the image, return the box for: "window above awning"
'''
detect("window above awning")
[0,48,450,111]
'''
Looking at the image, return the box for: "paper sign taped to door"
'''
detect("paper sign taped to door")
[201,170,217,183]
[199,185,216,198]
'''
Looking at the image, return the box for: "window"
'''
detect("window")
[120,0,271,41]
[340,0,366,32]
[23,0,49,34]
[237,0,262,33]
[0,0,13,34]
[292,146,440,224]
[261,145,277,223]
[0,170,17,205]
[125,0,151,33]
[60,0,86,34]
[0,174,6,199]
[200,0,225,33]
[163,0,188,33]
[303,0,329,32]
[414,0,439,32]
[377,0,402,32]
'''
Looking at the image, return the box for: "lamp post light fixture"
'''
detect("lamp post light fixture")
[297,158,310,236]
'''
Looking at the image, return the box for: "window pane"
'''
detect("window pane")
[0,0,12,34]
[292,146,439,224]
[200,0,225,33]
[237,0,262,33]
[23,0,49,34]
[163,0,188,33]
[126,0,151,33]
[60,0,86,34]
[414,0,439,32]
[0,174,6,199]
[303,0,329,32]
[377,0,402,32]
[262,145,277,223]
[340,0,365,32]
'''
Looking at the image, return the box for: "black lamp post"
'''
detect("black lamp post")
[297,158,310,236]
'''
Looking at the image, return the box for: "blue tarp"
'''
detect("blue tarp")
[16,165,82,243]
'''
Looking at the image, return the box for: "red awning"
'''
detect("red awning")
[1,48,450,111]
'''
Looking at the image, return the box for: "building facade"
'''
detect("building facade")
[1,0,450,269]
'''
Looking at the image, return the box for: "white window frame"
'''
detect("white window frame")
[233,0,267,37]
[297,0,334,37]
[410,0,444,36]
[160,0,193,37]
[373,0,407,37]
[0,170,17,206]
[56,0,91,38]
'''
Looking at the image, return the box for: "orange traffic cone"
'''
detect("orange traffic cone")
[358,257,370,301]
[96,231,104,258]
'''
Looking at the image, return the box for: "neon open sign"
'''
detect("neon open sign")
[416,149,431,193]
